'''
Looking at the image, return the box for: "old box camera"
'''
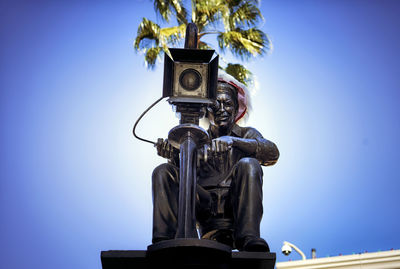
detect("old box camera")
[162,48,219,105]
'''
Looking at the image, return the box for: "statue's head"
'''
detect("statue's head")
[207,72,250,130]
[207,82,239,129]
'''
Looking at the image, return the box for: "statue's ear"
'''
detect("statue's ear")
[231,96,239,119]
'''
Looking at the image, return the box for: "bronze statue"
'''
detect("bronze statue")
[152,72,279,252]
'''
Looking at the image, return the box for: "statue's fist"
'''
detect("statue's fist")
[155,138,176,159]
[211,136,235,154]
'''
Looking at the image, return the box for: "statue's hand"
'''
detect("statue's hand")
[155,138,176,159]
[211,136,235,154]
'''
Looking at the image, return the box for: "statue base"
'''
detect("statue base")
[101,239,276,269]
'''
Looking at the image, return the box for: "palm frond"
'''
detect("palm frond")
[225,0,260,9]
[229,2,262,29]
[194,0,229,32]
[153,0,171,22]
[217,27,270,59]
[198,41,213,50]
[159,23,186,45]
[224,63,253,86]
[171,0,188,24]
[134,18,161,50]
[153,0,188,24]
[135,18,186,68]
[144,47,163,69]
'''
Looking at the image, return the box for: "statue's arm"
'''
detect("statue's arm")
[242,127,279,166]
[230,137,279,166]
[155,138,180,165]
[253,137,279,166]
[211,128,279,165]
[217,127,278,166]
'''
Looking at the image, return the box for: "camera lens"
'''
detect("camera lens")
[179,69,202,91]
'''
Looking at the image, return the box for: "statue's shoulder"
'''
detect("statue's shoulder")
[232,124,263,138]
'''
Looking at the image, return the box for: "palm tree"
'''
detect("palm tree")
[134,0,271,86]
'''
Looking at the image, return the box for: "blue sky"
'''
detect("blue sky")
[1,0,399,268]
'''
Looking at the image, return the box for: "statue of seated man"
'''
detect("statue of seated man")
[152,72,279,252]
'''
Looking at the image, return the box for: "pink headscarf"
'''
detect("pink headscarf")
[217,72,251,123]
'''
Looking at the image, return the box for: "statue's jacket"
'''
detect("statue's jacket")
[197,124,279,188]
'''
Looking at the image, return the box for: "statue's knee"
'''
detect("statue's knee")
[152,163,177,186]
[236,158,263,178]
[236,158,263,184]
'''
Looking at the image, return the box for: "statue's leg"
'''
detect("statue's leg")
[196,186,235,247]
[230,157,269,251]
[152,163,179,243]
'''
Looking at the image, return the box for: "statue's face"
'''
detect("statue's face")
[208,84,238,129]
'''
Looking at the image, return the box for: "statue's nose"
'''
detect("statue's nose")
[218,102,227,112]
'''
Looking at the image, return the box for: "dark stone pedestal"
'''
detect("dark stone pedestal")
[101,239,276,269]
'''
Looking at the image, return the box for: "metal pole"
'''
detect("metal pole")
[176,132,198,238]
[175,22,200,238]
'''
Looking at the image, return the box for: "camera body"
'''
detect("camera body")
[162,48,219,106]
